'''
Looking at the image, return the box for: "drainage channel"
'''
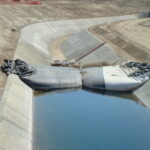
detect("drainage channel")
[33,90,150,150]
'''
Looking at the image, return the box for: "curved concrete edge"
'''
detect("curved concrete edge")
[18,15,137,57]
[0,14,138,150]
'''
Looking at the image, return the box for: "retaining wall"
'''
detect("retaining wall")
[134,80,150,108]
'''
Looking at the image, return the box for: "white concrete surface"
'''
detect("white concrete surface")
[18,15,137,56]
[0,74,32,150]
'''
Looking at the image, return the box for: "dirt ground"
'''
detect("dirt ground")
[0,0,149,64]
[89,18,150,62]
[111,18,150,51]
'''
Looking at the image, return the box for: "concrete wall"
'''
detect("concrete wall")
[78,44,122,64]
[61,29,104,59]
[134,80,150,109]
[61,28,123,64]
[0,74,32,150]
[0,15,138,150]
[17,14,136,63]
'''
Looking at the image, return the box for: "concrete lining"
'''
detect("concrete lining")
[61,29,104,59]
[18,15,136,59]
[134,80,150,108]
[0,74,32,150]
[78,43,122,64]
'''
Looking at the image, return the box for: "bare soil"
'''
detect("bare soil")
[89,18,150,63]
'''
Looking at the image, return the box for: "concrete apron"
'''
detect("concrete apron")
[0,15,137,150]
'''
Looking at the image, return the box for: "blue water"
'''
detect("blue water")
[33,90,150,150]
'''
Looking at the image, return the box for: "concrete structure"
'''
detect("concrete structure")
[78,44,122,64]
[0,74,32,150]
[61,29,104,60]
[134,80,150,108]
[2,13,150,150]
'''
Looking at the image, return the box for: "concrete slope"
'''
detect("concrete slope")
[78,43,123,64]
[134,80,150,108]
[61,29,104,59]
[61,29,123,64]
[0,75,32,150]
[17,15,136,61]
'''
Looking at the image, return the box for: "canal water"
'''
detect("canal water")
[33,90,150,150]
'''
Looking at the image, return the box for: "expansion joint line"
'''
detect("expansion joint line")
[75,42,105,62]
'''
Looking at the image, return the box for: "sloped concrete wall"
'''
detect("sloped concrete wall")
[61,29,123,64]
[17,14,136,60]
[0,75,32,150]
[61,29,104,59]
[134,80,150,109]
[78,43,122,64]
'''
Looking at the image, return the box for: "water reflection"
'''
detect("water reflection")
[34,87,81,96]
[33,90,150,150]
[83,88,143,105]
[34,87,142,106]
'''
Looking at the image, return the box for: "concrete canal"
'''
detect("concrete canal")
[33,90,150,150]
